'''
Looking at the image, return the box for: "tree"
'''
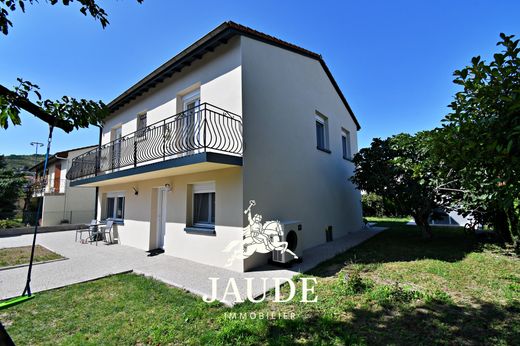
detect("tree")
[1,79,109,131]
[431,33,520,245]
[0,0,111,36]
[361,193,405,218]
[0,0,141,131]
[350,132,439,238]
[0,155,26,219]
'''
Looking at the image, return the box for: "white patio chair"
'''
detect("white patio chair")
[76,219,97,242]
[98,220,115,244]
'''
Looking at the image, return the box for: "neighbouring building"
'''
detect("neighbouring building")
[31,145,97,226]
[428,208,474,227]
[66,22,363,272]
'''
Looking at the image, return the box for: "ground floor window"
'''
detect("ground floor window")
[106,192,125,220]
[192,182,215,228]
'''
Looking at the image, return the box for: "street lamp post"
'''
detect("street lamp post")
[30,142,44,169]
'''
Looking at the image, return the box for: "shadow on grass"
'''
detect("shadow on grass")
[308,219,487,278]
[265,299,520,345]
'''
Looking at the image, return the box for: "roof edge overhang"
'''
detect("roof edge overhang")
[106,21,361,130]
[29,145,97,172]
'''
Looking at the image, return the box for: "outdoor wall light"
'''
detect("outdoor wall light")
[133,186,139,195]
[165,183,172,192]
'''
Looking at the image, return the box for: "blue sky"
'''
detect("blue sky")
[1,0,519,154]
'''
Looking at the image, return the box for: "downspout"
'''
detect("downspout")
[54,155,68,222]
[94,124,102,220]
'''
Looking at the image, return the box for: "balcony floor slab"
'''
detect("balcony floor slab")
[70,152,242,187]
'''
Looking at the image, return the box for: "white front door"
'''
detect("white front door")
[156,188,167,249]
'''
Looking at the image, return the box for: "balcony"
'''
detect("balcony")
[66,103,243,186]
[32,178,67,196]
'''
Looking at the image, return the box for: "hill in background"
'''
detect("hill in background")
[2,154,44,171]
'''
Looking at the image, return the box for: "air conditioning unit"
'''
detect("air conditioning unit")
[272,221,303,264]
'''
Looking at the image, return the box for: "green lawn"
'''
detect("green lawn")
[0,245,63,268]
[1,219,519,345]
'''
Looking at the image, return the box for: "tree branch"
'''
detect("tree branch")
[0,84,74,132]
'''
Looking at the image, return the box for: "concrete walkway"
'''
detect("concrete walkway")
[0,227,384,305]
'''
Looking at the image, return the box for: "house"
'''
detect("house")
[31,145,97,226]
[428,208,474,227]
[66,22,363,272]
[405,208,476,228]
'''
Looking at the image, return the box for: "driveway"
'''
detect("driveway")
[0,228,384,305]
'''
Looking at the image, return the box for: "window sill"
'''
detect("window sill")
[184,226,216,236]
[103,218,124,225]
[343,156,353,162]
[317,146,331,154]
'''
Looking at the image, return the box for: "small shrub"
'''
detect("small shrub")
[424,289,452,304]
[340,270,374,295]
[0,219,24,229]
[368,282,424,305]
[367,282,452,306]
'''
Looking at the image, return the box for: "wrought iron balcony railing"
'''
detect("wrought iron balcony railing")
[66,103,242,181]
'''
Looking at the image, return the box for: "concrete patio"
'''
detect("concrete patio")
[0,227,384,305]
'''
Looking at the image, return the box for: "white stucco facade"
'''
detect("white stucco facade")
[240,36,363,270]
[74,24,363,272]
[101,37,242,145]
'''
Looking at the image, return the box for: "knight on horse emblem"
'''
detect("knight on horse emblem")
[223,200,298,267]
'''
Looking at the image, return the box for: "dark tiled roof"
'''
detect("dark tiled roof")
[107,21,361,130]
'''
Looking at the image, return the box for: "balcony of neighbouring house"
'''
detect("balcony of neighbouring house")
[66,103,243,187]
[32,178,67,197]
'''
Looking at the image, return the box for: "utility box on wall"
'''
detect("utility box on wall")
[272,221,303,264]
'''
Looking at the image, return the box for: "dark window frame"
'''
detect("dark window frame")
[193,191,215,228]
[137,112,147,137]
[342,129,352,160]
[315,112,330,153]
[106,194,125,220]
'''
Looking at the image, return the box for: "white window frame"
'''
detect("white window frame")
[106,191,125,221]
[315,112,330,151]
[342,128,352,160]
[182,90,200,111]
[192,182,215,228]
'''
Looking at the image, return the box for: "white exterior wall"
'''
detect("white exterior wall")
[94,38,245,271]
[101,37,242,144]
[97,167,244,271]
[240,36,363,270]
[89,34,362,272]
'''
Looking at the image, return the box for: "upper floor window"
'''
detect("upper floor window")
[182,90,200,112]
[315,112,330,153]
[137,112,147,137]
[342,129,352,160]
